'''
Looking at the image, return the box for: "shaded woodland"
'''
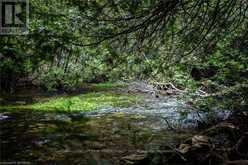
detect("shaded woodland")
[0,0,248,164]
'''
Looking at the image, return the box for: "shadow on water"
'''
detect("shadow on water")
[0,110,93,163]
[0,108,196,164]
[0,92,230,164]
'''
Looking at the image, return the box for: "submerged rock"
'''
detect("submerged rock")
[0,113,10,120]
[121,154,147,165]
[192,135,210,148]
[177,135,211,155]
[41,114,72,123]
[225,160,248,165]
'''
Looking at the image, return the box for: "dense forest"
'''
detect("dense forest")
[0,0,248,164]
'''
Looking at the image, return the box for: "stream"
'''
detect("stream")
[0,91,229,164]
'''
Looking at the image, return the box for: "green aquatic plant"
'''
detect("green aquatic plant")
[0,92,141,112]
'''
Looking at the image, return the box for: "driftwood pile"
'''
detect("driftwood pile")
[126,81,184,97]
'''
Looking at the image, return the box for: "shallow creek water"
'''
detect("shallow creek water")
[0,93,228,164]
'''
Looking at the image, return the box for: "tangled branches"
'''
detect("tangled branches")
[68,0,247,54]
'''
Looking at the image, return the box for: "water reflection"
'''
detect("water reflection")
[0,109,194,164]
[0,96,229,163]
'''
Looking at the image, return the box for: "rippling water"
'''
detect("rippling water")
[0,95,228,164]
